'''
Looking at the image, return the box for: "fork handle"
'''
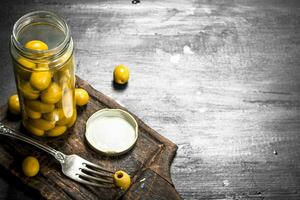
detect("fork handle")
[0,122,66,163]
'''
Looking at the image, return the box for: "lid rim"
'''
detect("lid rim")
[85,108,139,156]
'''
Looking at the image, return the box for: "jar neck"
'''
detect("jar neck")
[11,11,71,62]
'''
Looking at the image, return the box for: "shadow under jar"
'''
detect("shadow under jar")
[10,11,77,137]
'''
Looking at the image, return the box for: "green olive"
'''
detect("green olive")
[25,107,41,119]
[56,108,77,127]
[36,63,49,70]
[45,126,67,137]
[28,118,55,131]
[56,115,72,126]
[113,170,131,190]
[8,94,21,115]
[41,83,62,104]
[22,156,40,177]
[19,82,39,100]
[23,120,44,136]
[114,65,130,85]
[25,40,48,51]
[43,108,64,122]
[56,108,75,126]
[26,100,54,113]
[18,57,36,69]
[30,71,52,91]
[75,88,89,106]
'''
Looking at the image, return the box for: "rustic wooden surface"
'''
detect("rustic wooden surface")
[1,0,300,199]
[0,77,181,200]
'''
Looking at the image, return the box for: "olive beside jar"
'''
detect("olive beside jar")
[10,11,76,137]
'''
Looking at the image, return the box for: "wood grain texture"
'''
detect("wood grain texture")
[0,0,300,199]
[0,76,181,200]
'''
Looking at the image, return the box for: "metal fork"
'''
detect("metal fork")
[0,122,115,188]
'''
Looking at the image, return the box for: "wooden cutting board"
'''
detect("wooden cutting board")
[0,76,181,200]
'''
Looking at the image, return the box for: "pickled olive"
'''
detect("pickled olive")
[113,171,131,190]
[56,108,76,126]
[43,108,64,122]
[36,63,49,70]
[45,126,67,137]
[22,156,40,177]
[18,57,36,69]
[28,118,55,131]
[25,40,48,51]
[23,120,44,136]
[41,83,62,104]
[114,65,130,84]
[26,100,55,113]
[25,107,41,119]
[30,71,52,91]
[56,115,72,126]
[19,82,39,100]
[67,109,77,128]
[8,94,20,115]
[75,88,89,106]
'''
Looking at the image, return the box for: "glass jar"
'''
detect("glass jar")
[10,11,76,137]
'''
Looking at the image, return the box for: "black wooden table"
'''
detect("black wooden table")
[1,0,300,199]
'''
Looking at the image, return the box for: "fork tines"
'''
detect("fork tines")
[78,161,115,188]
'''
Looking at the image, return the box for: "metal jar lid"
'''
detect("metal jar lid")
[85,108,138,156]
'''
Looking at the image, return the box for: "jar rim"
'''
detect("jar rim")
[11,11,70,60]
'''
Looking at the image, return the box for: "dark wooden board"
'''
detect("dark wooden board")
[0,76,181,200]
